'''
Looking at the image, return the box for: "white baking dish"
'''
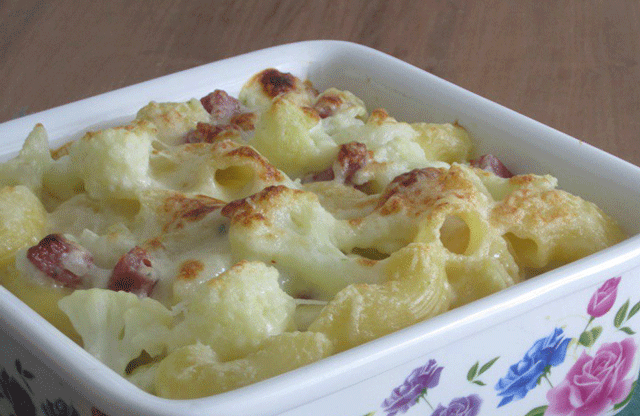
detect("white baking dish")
[1,40,639,416]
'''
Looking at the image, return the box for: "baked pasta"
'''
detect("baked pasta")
[0,68,625,398]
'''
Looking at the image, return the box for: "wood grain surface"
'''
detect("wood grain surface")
[1,1,640,414]
[1,0,639,168]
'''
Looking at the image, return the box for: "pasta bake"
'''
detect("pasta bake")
[0,68,625,399]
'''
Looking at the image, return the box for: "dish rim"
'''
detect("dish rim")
[1,39,640,415]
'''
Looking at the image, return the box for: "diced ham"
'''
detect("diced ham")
[190,90,255,144]
[26,234,94,289]
[302,167,335,183]
[107,246,157,296]
[303,142,371,187]
[336,142,370,183]
[200,90,243,122]
[470,154,514,178]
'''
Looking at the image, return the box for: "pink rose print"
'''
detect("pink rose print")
[545,338,636,416]
[587,277,621,318]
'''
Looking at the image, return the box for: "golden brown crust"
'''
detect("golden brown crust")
[229,112,256,131]
[313,92,344,118]
[375,167,446,216]
[160,193,225,232]
[223,145,285,183]
[185,122,241,143]
[50,141,74,160]
[177,260,205,281]
[258,69,298,98]
[221,185,302,226]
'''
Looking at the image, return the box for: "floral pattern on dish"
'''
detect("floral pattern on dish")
[494,327,571,407]
[361,276,639,416]
[545,338,636,416]
[430,394,482,416]
[2,276,639,416]
[0,358,111,416]
[381,359,443,415]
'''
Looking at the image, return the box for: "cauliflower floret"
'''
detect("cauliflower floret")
[332,109,420,152]
[69,121,156,200]
[222,185,387,300]
[238,68,317,112]
[251,95,337,179]
[0,185,47,263]
[0,124,53,197]
[315,88,367,134]
[136,99,210,145]
[58,289,173,375]
[42,155,85,208]
[169,260,296,361]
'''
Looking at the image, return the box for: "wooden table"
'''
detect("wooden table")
[1,0,640,414]
[2,0,639,168]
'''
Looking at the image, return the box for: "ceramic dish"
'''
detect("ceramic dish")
[1,40,640,416]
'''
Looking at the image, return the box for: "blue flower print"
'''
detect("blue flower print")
[495,327,570,407]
